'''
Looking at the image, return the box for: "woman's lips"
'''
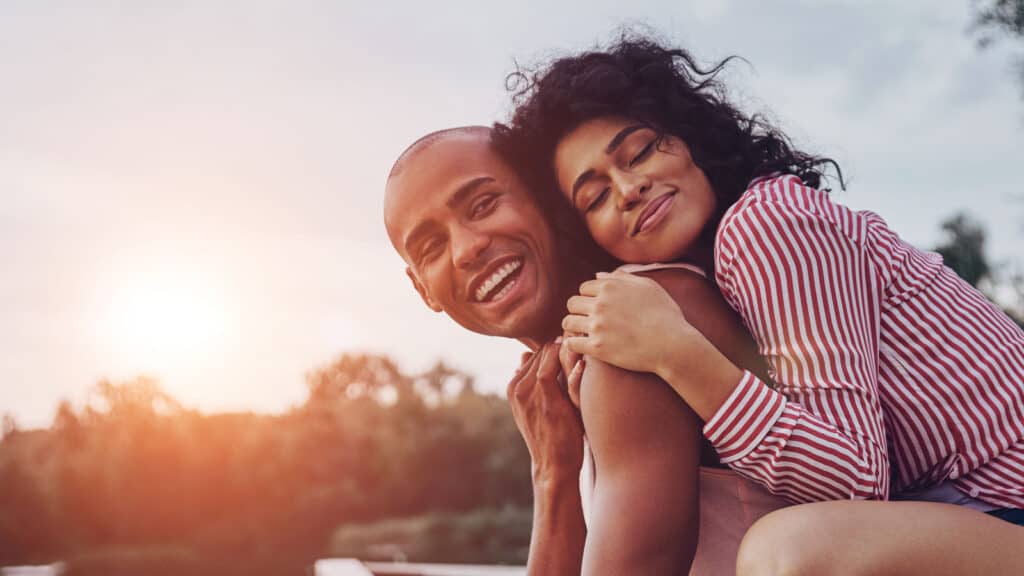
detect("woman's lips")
[633,193,676,235]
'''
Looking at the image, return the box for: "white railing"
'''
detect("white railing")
[314,559,526,576]
[0,564,66,576]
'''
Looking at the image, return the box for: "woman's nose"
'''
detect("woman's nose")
[613,171,650,211]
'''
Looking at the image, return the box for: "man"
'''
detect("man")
[383,126,769,575]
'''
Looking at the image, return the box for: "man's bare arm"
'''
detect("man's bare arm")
[579,358,702,575]
[520,268,766,574]
[528,471,586,575]
[575,268,770,575]
[507,344,586,576]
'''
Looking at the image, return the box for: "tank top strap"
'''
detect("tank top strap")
[615,262,707,279]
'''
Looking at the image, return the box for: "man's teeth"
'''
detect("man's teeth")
[476,260,522,302]
[490,279,516,302]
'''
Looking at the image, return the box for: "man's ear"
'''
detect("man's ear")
[406,267,443,312]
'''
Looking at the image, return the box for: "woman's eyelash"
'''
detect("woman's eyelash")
[629,139,656,166]
[586,188,610,212]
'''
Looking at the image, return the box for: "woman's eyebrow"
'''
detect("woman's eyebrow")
[605,124,647,154]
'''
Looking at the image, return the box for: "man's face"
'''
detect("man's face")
[384,132,561,341]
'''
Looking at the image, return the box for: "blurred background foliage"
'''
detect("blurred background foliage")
[0,355,532,575]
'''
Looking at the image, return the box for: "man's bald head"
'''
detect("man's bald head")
[382,125,567,344]
[387,125,492,182]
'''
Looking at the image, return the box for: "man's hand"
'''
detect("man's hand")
[508,342,588,576]
[507,342,584,483]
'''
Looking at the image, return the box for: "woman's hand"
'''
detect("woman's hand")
[562,271,702,377]
[507,342,585,483]
[562,270,747,421]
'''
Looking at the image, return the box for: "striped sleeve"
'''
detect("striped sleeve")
[706,177,890,502]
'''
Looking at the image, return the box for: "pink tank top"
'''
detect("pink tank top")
[578,262,792,575]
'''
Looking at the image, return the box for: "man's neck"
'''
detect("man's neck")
[516,317,565,350]
[516,266,592,352]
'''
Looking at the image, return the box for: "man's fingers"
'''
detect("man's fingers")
[566,295,596,315]
[558,337,578,376]
[567,357,585,407]
[536,342,562,382]
[507,349,540,401]
[561,314,589,335]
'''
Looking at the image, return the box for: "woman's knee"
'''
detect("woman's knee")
[736,504,838,576]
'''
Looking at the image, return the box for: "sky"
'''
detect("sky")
[2,0,1022,427]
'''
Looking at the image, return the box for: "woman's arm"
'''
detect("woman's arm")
[565,181,891,503]
[578,357,702,575]
[706,182,889,502]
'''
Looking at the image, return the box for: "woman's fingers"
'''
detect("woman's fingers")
[561,314,590,335]
[564,335,595,357]
[577,278,607,297]
[566,295,596,315]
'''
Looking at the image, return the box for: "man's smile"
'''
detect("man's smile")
[470,256,524,303]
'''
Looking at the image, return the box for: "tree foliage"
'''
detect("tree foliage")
[935,211,1024,327]
[0,355,531,574]
[935,212,992,288]
[972,0,1024,89]
[974,0,1024,45]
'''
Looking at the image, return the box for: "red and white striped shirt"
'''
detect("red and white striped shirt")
[703,174,1024,508]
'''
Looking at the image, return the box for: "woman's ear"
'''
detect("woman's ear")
[407,267,443,312]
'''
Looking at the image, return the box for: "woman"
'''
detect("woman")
[495,35,1024,574]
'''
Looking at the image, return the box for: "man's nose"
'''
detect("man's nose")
[612,169,650,211]
[451,225,491,269]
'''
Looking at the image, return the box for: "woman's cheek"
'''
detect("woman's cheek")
[589,212,621,252]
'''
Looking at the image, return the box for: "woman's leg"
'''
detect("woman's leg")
[736,500,1024,576]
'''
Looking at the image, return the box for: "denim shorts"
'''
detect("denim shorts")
[987,508,1024,526]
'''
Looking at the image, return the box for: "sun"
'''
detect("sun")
[93,248,230,378]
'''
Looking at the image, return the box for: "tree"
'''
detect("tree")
[971,0,1024,89]
[935,213,992,288]
[934,211,1024,327]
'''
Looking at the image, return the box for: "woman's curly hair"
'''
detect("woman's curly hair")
[492,34,841,261]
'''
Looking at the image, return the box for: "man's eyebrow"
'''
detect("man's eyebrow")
[403,176,497,254]
[446,176,496,209]
[403,222,435,256]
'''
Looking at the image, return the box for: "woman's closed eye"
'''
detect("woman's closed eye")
[585,187,610,212]
[628,138,657,167]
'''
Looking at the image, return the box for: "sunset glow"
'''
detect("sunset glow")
[93,250,230,377]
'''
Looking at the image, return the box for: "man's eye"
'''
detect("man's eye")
[629,139,656,167]
[585,188,610,212]
[469,194,498,219]
[419,239,442,263]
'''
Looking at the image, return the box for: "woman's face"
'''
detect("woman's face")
[554,116,717,264]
